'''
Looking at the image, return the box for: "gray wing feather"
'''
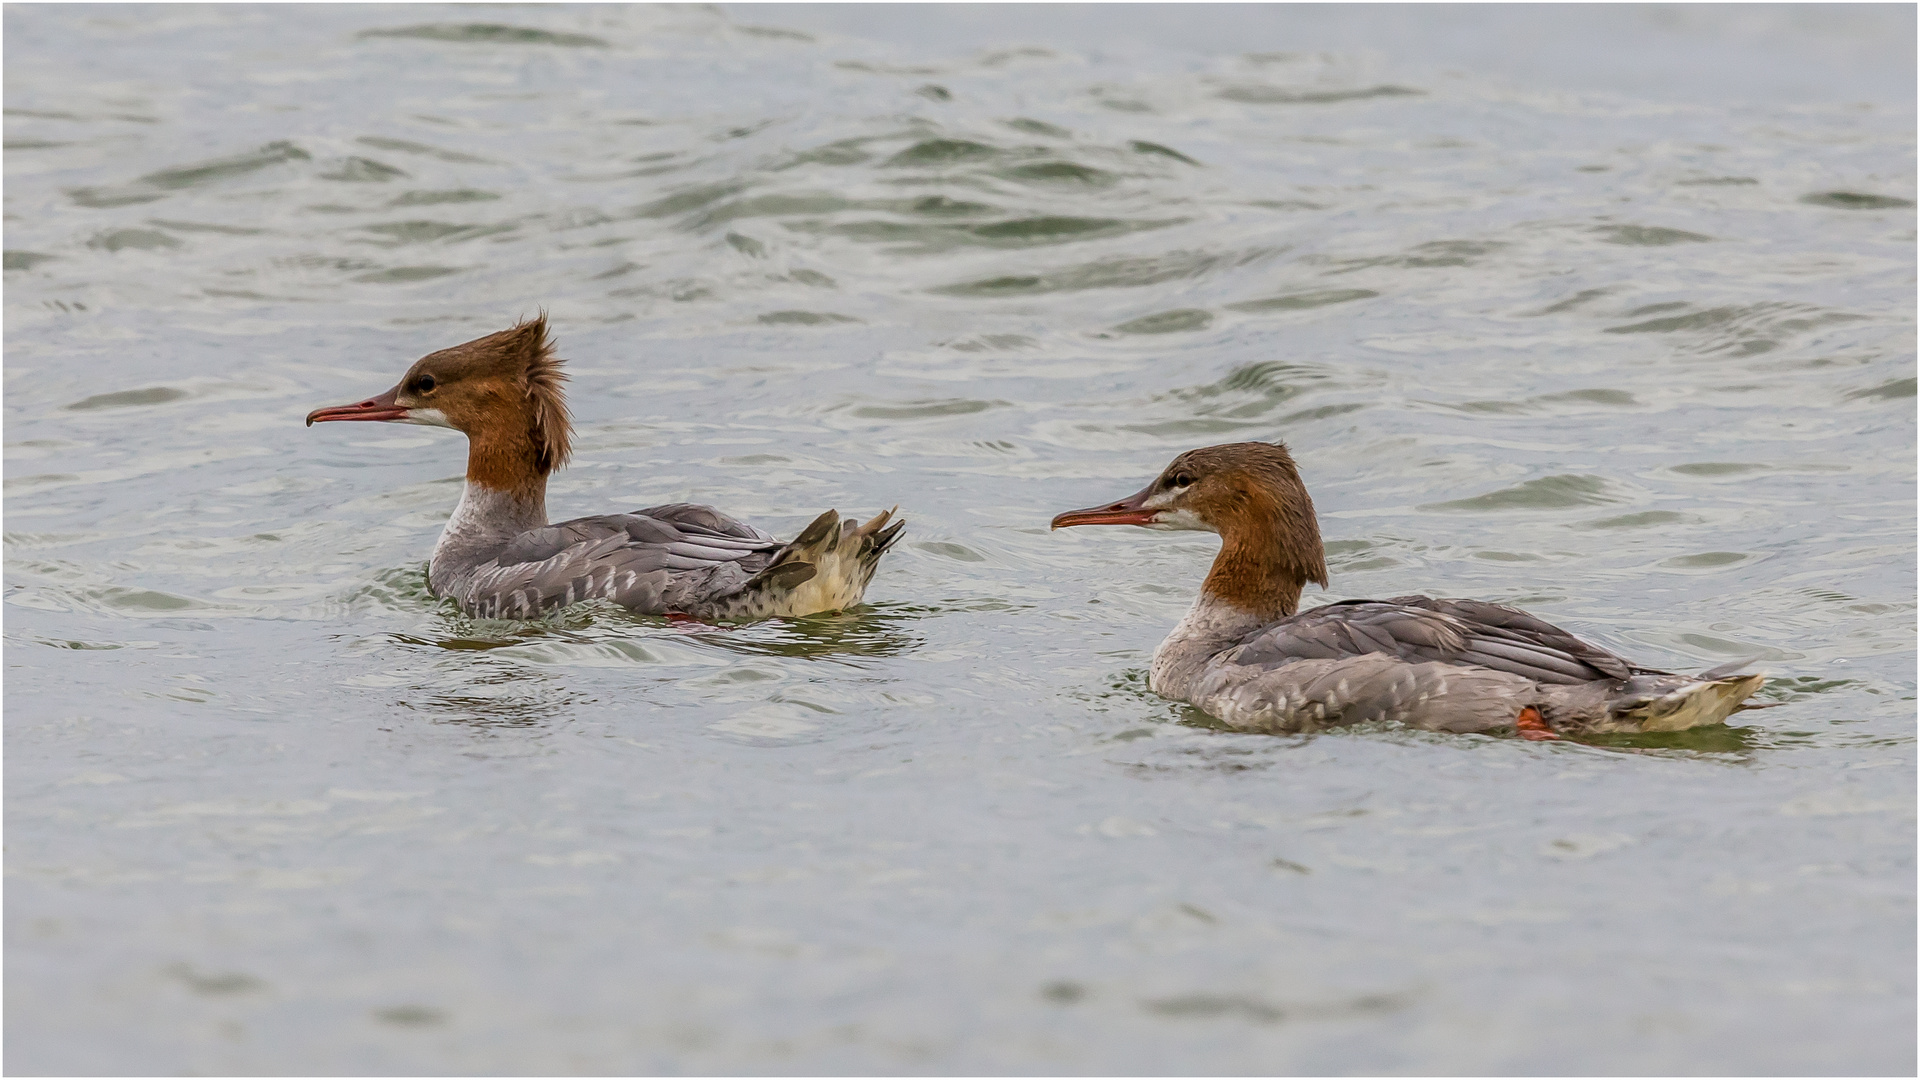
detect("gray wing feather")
[1456,640,1600,682]
[1231,596,1631,686]
[665,539,772,561]
[635,503,778,543]
[453,506,783,618]
[1390,595,1633,679]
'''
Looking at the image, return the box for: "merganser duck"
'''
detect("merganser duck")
[1051,442,1765,739]
[307,315,903,621]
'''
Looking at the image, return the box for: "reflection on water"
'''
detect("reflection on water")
[1574,722,1763,757]
[410,666,584,730]
[393,598,925,664]
[4,3,1914,1075]
[686,604,926,663]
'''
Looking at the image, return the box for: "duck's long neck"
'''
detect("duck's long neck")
[1150,590,1274,701]
[1149,528,1320,701]
[427,426,551,593]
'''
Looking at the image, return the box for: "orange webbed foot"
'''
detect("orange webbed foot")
[1515,706,1560,741]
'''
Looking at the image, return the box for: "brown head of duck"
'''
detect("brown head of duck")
[306,315,572,502]
[1052,441,1329,621]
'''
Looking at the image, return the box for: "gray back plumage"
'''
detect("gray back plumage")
[435,502,903,621]
[1185,595,1755,735]
[1231,596,1636,684]
[441,503,784,619]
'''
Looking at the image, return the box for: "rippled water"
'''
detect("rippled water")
[6,4,1915,1073]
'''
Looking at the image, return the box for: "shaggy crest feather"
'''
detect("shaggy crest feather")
[514,314,571,475]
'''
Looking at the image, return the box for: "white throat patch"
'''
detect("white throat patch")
[398,407,454,429]
[1142,506,1212,532]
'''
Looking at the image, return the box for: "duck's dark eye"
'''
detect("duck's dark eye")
[414,374,436,394]
[1167,473,1193,489]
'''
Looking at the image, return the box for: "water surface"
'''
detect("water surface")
[5,4,1914,1073]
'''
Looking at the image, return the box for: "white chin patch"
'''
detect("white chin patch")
[398,408,453,429]
[1142,507,1212,533]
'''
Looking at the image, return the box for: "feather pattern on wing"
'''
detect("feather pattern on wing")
[437,502,903,621]
[1182,594,1758,735]
[440,505,779,619]
[1229,595,1635,684]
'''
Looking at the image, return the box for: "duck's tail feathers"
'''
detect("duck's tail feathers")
[849,506,906,584]
[770,509,841,568]
[741,559,817,595]
[1604,667,1767,732]
[712,508,904,619]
